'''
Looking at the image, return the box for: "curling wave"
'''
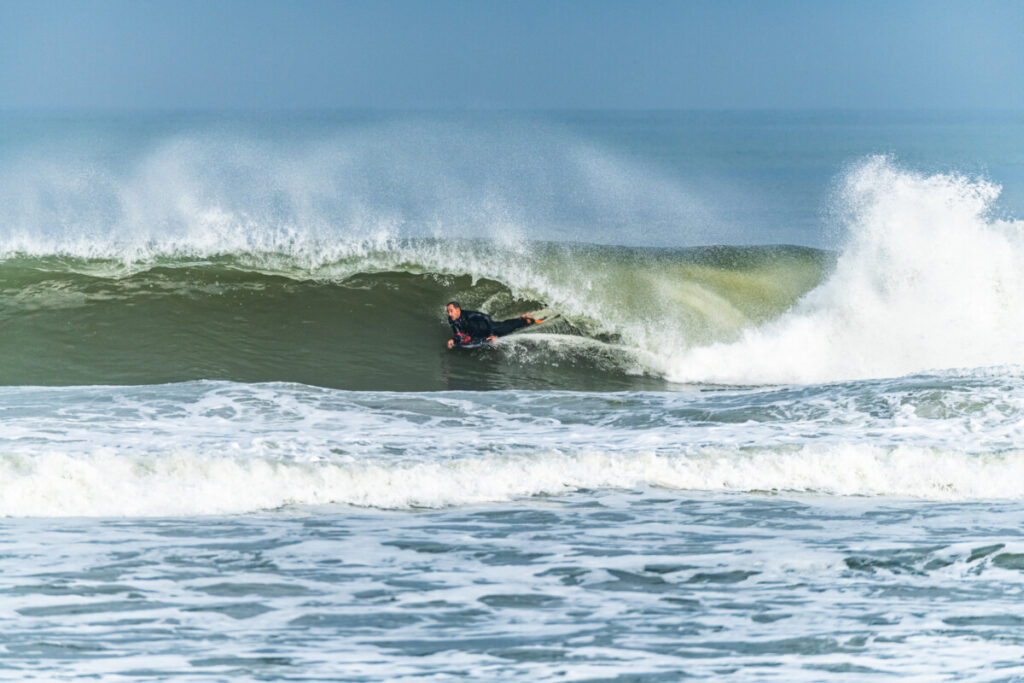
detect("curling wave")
[2,116,1022,388]
[0,244,827,390]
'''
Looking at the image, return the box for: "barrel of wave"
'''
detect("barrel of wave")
[491,242,832,375]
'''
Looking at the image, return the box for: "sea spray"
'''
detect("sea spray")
[0,117,723,260]
[666,157,1024,384]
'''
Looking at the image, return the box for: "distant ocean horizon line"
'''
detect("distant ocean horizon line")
[3,105,1023,118]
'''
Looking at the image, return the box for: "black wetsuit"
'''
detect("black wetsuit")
[449,310,530,346]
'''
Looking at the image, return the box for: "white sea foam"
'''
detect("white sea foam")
[5,444,1024,518]
[2,378,1024,517]
[663,158,1024,384]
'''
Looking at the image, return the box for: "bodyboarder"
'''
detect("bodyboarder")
[445,301,539,349]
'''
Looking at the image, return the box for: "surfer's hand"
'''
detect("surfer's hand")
[447,339,455,349]
[487,335,497,342]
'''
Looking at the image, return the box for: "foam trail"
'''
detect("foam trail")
[5,445,1024,517]
[666,157,1024,384]
[2,376,1024,517]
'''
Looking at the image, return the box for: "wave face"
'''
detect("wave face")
[0,244,825,390]
[0,113,831,389]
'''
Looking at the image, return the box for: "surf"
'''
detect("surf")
[2,112,1022,388]
[3,378,1024,517]
[663,157,1024,384]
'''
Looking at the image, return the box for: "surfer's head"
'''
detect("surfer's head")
[446,301,461,320]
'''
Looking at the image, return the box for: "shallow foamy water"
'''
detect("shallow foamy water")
[3,372,1024,517]
[3,492,1024,680]
[1,374,1023,678]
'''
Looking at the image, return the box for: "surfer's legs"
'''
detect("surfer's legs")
[492,317,532,336]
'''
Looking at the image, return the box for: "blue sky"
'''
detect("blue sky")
[1,0,1022,110]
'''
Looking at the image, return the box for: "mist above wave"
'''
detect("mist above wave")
[0,116,726,262]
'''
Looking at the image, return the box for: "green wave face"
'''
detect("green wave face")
[0,243,831,391]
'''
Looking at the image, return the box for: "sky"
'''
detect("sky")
[1,0,1022,110]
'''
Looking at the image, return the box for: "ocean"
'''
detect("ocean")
[1,110,1024,680]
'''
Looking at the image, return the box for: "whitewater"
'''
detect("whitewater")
[2,111,1024,680]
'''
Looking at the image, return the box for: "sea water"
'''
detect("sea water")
[1,110,1024,680]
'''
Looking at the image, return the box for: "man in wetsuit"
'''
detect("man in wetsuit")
[445,301,537,349]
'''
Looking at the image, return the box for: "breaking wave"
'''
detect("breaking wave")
[2,114,1021,388]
